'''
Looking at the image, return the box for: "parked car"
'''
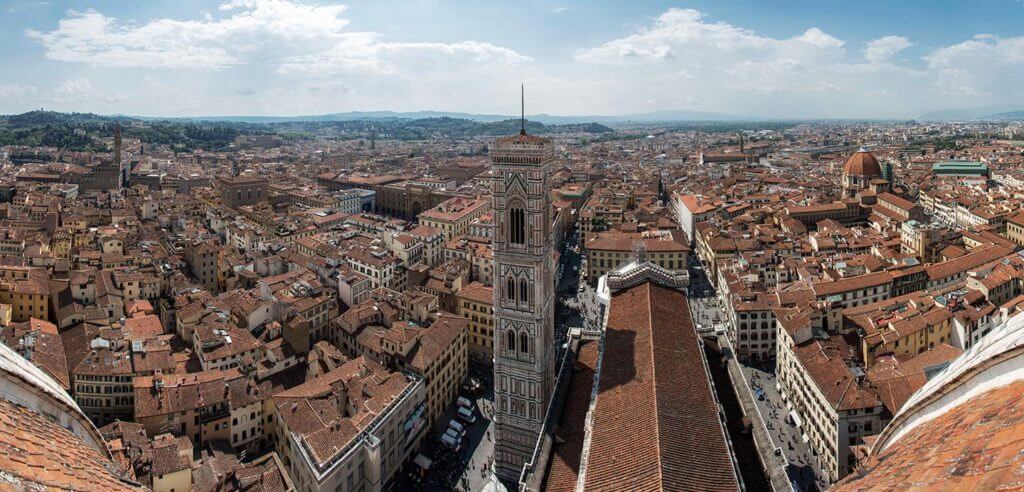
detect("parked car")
[448,419,466,436]
[441,433,461,451]
[457,406,477,424]
[457,396,473,409]
[444,427,462,442]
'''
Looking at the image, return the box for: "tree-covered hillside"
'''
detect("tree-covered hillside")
[0,111,614,151]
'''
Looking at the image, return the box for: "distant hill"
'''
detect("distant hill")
[159,111,513,124]
[147,109,741,124]
[6,110,119,126]
[264,117,615,139]
[0,111,115,151]
[0,111,614,150]
[987,111,1024,121]
[0,111,265,152]
[607,109,741,122]
[918,105,1024,121]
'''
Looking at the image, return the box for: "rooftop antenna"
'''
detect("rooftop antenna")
[520,84,526,135]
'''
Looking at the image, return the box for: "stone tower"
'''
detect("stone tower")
[114,122,127,189]
[80,122,126,193]
[491,114,556,482]
[114,122,122,167]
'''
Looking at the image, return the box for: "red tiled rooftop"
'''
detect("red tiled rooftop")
[0,397,139,490]
[544,340,599,491]
[581,282,740,491]
[836,379,1024,491]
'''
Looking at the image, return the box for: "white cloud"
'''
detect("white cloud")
[51,78,93,103]
[797,27,844,49]
[278,39,531,76]
[926,34,1024,67]
[554,7,568,14]
[0,83,39,99]
[576,9,845,66]
[566,7,1024,116]
[16,4,1024,118]
[564,8,983,117]
[219,0,257,10]
[925,35,1024,98]
[865,35,912,63]
[574,8,853,97]
[27,0,529,78]
[27,1,353,69]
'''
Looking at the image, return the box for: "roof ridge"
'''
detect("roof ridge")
[641,282,667,489]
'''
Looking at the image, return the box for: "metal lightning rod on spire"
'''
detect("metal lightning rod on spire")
[520,84,526,135]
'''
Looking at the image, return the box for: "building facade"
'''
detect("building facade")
[584,233,688,282]
[457,281,496,363]
[218,175,269,208]
[491,127,556,481]
[271,358,425,492]
[419,196,491,240]
[776,317,885,484]
[0,265,51,322]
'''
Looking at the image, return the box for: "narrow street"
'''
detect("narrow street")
[743,364,829,491]
[555,231,594,343]
[686,254,726,336]
[388,362,495,492]
[390,230,590,492]
[689,252,827,491]
[704,343,772,490]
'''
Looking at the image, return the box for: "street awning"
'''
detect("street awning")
[414,453,432,470]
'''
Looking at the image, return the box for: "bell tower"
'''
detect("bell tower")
[114,122,127,189]
[491,87,556,482]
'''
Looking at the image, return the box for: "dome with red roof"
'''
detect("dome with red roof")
[843,148,883,177]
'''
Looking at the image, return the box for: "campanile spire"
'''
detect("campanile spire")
[520,84,526,135]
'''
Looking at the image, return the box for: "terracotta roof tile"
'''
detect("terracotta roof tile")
[544,340,599,491]
[837,379,1024,491]
[0,398,139,490]
[582,283,740,491]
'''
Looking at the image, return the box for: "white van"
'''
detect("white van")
[457,406,476,424]
[457,396,473,409]
[448,419,466,435]
[441,433,461,451]
[445,427,462,441]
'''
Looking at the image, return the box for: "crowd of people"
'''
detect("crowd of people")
[747,366,827,491]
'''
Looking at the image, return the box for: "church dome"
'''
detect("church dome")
[843,148,883,177]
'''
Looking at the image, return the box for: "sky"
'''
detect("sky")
[2,0,1024,119]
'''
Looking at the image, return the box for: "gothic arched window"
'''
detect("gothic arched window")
[509,205,526,245]
[520,331,530,356]
[507,277,516,301]
[507,330,516,352]
[519,278,529,304]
